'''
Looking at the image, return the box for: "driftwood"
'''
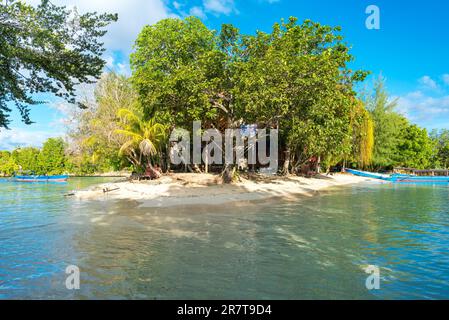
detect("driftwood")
[103,187,120,193]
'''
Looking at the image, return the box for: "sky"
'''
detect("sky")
[1,0,449,149]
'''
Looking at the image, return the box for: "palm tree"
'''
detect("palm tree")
[115,108,167,170]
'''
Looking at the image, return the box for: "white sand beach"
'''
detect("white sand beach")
[73,173,377,208]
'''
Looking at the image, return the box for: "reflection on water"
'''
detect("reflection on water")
[0,178,449,299]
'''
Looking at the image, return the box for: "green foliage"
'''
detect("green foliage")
[364,76,442,170]
[115,108,167,169]
[131,17,217,127]
[37,138,67,174]
[66,153,100,175]
[0,0,117,128]
[366,77,409,168]
[395,125,435,169]
[0,151,18,175]
[68,72,138,173]
[431,129,449,169]
[11,147,40,173]
[350,101,374,168]
[0,138,67,175]
[131,17,368,172]
[239,19,368,167]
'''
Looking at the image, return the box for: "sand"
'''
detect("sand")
[72,173,377,208]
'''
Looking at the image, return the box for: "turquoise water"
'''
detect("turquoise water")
[0,178,448,299]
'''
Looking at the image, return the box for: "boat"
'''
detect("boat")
[390,174,449,183]
[345,169,391,181]
[345,169,449,184]
[14,174,69,182]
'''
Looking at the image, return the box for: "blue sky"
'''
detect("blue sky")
[1,0,449,149]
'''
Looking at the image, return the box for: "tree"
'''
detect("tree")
[115,108,167,170]
[238,19,368,172]
[396,125,434,169]
[131,17,368,175]
[431,129,449,169]
[349,101,374,168]
[11,146,40,172]
[0,0,117,128]
[366,77,408,168]
[0,150,17,175]
[68,72,138,173]
[131,17,217,128]
[37,137,67,174]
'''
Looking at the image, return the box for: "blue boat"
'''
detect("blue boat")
[345,169,391,181]
[14,174,69,182]
[390,174,449,184]
[346,169,449,184]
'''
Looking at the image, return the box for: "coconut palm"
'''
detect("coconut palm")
[115,108,167,169]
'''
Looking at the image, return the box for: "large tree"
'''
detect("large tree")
[131,17,216,128]
[0,0,117,128]
[238,19,368,172]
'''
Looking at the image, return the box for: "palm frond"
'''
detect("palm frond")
[118,139,137,156]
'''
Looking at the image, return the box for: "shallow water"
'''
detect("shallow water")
[0,178,448,299]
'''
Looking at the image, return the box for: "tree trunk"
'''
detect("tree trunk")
[222,164,234,184]
[316,155,321,174]
[204,145,209,173]
[165,144,171,173]
[283,148,291,175]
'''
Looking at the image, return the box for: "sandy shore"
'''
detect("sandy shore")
[72,173,377,208]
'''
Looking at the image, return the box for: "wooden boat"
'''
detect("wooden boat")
[14,174,69,182]
[346,169,449,184]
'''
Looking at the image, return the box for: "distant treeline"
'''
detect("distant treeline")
[0,137,127,176]
[0,138,67,176]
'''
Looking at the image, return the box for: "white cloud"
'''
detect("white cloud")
[183,0,237,20]
[442,74,449,86]
[25,0,175,55]
[104,55,131,75]
[105,55,115,69]
[203,0,237,15]
[0,128,60,150]
[396,90,449,124]
[396,75,449,128]
[24,0,243,55]
[418,75,439,90]
[173,1,182,10]
[189,6,207,19]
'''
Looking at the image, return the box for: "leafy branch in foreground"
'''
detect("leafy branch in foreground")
[0,0,117,128]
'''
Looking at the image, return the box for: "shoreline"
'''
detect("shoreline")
[73,173,378,208]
